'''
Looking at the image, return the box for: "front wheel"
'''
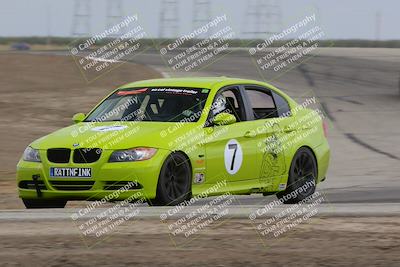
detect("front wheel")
[277,147,317,204]
[151,152,192,206]
[22,199,67,209]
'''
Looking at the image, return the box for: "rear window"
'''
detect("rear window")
[272,92,291,117]
[245,88,278,119]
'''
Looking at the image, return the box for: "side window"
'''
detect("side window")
[245,88,278,119]
[210,87,245,122]
[272,92,291,117]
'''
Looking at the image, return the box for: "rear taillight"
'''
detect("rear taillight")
[322,120,328,138]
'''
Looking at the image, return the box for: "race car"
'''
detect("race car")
[17,77,330,208]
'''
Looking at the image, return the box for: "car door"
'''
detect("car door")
[243,86,289,190]
[203,86,259,185]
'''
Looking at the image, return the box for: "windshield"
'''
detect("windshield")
[85,87,210,122]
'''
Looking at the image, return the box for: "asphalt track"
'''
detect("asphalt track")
[7,48,400,218]
[1,203,400,221]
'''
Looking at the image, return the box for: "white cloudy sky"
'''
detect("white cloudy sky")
[0,0,398,40]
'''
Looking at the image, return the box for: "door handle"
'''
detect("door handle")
[244,130,256,138]
[283,126,295,133]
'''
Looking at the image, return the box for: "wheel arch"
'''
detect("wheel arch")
[172,150,193,175]
[152,150,193,206]
[295,145,319,180]
[164,150,193,190]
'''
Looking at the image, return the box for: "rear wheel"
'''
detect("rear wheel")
[151,152,192,206]
[277,147,317,204]
[22,199,67,209]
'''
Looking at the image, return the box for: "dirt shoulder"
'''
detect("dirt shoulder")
[0,217,398,266]
[0,53,161,208]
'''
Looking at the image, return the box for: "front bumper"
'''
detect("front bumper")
[17,148,171,201]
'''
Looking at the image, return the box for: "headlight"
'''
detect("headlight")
[23,146,41,162]
[109,147,157,162]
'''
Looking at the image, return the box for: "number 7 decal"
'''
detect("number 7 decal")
[228,143,238,170]
[224,139,243,175]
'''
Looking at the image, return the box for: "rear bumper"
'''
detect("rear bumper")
[314,140,330,183]
[16,148,171,201]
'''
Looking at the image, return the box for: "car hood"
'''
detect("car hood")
[31,121,198,150]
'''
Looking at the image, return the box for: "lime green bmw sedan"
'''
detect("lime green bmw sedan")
[17,77,330,208]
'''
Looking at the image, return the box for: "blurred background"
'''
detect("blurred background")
[1,0,400,46]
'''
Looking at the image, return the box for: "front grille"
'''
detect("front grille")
[104,181,142,190]
[50,180,94,191]
[47,148,71,163]
[19,180,47,190]
[73,148,102,163]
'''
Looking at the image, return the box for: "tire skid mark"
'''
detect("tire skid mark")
[333,96,364,105]
[320,102,335,122]
[398,72,400,96]
[297,64,315,87]
[345,133,399,160]
[304,55,397,89]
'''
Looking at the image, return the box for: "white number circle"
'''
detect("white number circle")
[224,139,243,175]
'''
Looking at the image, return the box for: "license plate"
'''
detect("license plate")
[50,167,92,178]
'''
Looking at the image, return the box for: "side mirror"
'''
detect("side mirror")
[72,113,85,123]
[213,112,236,126]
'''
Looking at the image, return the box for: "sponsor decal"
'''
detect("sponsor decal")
[194,173,205,184]
[150,88,199,95]
[195,159,205,165]
[91,125,128,132]
[117,88,148,95]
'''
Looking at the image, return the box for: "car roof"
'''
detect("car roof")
[118,77,269,91]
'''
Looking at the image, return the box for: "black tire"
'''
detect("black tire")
[277,147,317,204]
[22,199,67,209]
[151,152,192,206]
